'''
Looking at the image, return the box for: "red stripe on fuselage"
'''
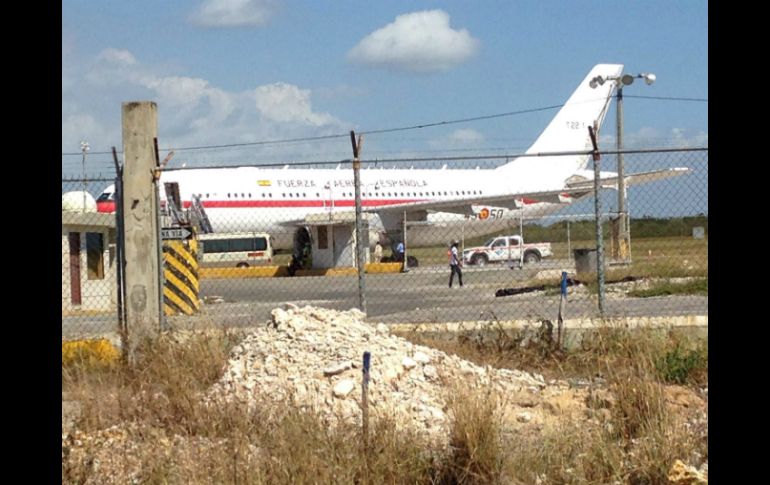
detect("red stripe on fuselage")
[180,199,423,209]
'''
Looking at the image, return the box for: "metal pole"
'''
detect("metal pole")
[362,351,371,448]
[112,147,127,350]
[351,131,367,315]
[518,212,524,269]
[593,160,606,316]
[589,126,606,317]
[616,86,628,261]
[153,138,168,331]
[567,220,572,263]
[557,271,567,350]
[81,141,89,213]
[402,211,408,272]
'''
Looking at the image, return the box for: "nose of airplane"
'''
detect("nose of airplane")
[96,201,116,213]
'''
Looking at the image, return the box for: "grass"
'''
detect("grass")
[627,278,708,298]
[63,324,707,484]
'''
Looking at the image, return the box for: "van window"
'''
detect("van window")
[202,237,267,253]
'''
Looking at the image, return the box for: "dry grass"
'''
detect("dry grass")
[63,323,707,484]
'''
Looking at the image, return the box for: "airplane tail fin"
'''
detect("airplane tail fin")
[497,64,623,177]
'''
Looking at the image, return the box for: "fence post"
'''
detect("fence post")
[351,131,367,315]
[111,148,127,356]
[588,126,606,317]
[121,101,162,364]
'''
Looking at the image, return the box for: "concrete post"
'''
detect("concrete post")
[121,101,161,363]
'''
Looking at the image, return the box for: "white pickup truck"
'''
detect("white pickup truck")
[462,235,552,267]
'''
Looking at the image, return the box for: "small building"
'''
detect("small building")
[304,212,371,269]
[61,210,117,313]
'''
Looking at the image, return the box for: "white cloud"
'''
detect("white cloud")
[62,47,347,166]
[142,76,210,107]
[252,83,340,126]
[348,10,479,73]
[97,48,137,65]
[600,127,709,149]
[429,129,485,149]
[189,0,277,28]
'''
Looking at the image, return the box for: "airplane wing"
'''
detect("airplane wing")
[564,167,691,191]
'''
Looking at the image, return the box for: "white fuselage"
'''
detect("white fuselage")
[151,164,575,250]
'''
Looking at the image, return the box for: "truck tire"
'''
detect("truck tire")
[236,262,249,268]
[471,254,488,267]
[523,251,541,264]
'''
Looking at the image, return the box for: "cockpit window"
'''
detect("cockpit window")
[96,192,113,202]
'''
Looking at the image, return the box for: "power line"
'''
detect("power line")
[61,103,566,156]
[61,94,705,156]
[359,105,563,136]
[624,94,707,102]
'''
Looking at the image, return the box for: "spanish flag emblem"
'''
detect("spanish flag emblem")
[257,180,271,187]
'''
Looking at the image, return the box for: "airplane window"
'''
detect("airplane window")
[206,193,209,198]
[227,193,231,198]
[316,193,320,197]
[462,191,465,195]
[432,192,435,196]
[262,193,266,197]
[282,193,285,197]
[269,193,273,197]
[241,193,245,198]
[303,193,306,197]
[248,193,251,198]
[289,193,293,197]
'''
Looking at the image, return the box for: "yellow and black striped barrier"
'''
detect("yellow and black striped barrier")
[162,239,200,316]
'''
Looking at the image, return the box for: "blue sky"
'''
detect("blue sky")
[62,0,708,208]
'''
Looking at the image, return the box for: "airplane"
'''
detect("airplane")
[96,63,689,258]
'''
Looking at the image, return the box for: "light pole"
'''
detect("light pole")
[80,140,90,212]
[589,72,656,262]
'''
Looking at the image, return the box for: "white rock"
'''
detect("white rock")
[516,412,533,423]
[376,323,389,335]
[383,368,401,382]
[413,351,430,364]
[323,361,352,376]
[423,365,438,380]
[402,357,417,370]
[333,379,355,398]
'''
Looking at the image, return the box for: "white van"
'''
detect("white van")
[198,233,274,268]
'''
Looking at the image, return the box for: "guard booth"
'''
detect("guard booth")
[304,212,371,269]
[61,211,117,312]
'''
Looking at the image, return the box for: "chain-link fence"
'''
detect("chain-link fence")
[62,176,121,338]
[62,148,706,338]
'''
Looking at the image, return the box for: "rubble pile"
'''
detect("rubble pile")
[207,304,549,444]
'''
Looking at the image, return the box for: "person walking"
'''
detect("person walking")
[373,241,383,263]
[448,239,463,288]
[395,241,405,263]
